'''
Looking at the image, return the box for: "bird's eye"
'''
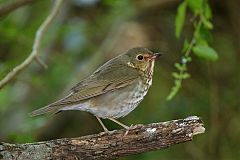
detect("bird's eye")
[136,54,144,61]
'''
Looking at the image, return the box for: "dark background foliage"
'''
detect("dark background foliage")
[0,0,239,159]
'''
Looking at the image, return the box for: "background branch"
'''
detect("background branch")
[0,116,204,160]
[0,0,38,17]
[0,0,64,90]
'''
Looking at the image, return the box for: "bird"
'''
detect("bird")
[29,47,162,132]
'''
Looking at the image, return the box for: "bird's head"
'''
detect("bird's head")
[122,47,162,73]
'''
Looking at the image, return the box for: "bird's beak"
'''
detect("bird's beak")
[151,52,163,59]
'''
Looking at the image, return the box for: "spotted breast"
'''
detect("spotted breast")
[86,77,150,118]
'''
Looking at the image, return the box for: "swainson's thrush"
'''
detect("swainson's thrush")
[29,47,162,131]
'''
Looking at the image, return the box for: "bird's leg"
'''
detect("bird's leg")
[96,116,109,132]
[108,118,134,136]
[107,118,129,129]
[124,124,134,136]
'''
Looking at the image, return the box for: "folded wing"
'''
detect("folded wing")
[29,60,139,116]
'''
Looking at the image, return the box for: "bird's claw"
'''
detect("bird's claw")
[123,124,134,136]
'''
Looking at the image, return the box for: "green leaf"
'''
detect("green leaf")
[186,56,192,62]
[166,79,182,101]
[204,3,212,19]
[201,15,213,29]
[182,39,190,53]
[172,72,181,79]
[182,73,191,79]
[193,44,218,61]
[175,1,187,38]
[194,23,213,45]
[187,0,203,14]
[199,26,213,42]
[175,63,183,70]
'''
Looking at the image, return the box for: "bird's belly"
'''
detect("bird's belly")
[88,80,150,118]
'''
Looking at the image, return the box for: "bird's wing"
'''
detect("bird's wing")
[54,61,140,106]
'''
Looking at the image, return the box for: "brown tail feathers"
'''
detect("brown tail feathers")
[28,104,59,117]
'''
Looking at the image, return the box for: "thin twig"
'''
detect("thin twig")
[0,0,64,90]
[35,56,48,69]
[0,0,38,17]
[0,116,205,160]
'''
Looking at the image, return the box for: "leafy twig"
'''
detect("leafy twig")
[167,0,218,100]
[35,56,48,70]
[166,38,194,100]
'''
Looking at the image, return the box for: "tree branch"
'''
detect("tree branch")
[0,0,38,17]
[0,0,64,90]
[0,116,205,160]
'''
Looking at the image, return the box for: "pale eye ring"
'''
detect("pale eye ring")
[136,54,144,61]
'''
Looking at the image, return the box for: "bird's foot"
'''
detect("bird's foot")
[102,126,109,132]
[100,130,116,136]
[123,124,134,136]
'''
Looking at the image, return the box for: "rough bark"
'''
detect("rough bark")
[0,116,205,160]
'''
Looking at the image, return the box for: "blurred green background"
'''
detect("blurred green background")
[0,0,239,159]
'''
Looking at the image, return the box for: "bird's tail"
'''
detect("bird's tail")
[29,93,73,117]
[28,104,59,117]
